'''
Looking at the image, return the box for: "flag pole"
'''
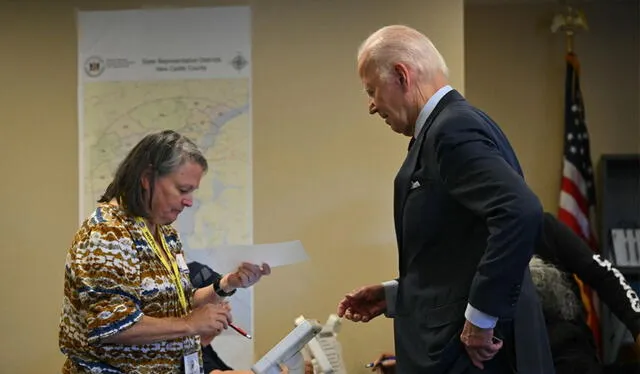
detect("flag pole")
[566,30,574,54]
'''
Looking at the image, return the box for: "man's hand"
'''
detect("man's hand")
[222,262,271,291]
[337,284,386,322]
[460,319,503,369]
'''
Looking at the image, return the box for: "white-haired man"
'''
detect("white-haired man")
[337,25,554,374]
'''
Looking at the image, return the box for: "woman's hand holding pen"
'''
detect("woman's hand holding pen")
[186,302,232,345]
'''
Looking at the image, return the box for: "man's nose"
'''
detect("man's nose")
[182,196,193,207]
[369,101,378,115]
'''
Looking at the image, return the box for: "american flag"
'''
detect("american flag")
[557,52,601,351]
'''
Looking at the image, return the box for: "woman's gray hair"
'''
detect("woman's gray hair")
[529,255,582,321]
[99,130,208,218]
[357,25,449,83]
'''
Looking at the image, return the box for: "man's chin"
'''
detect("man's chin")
[386,121,408,135]
[387,123,401,133]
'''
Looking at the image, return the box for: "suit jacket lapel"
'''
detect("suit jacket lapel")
[394,140,421,229]
[394,90,464,251]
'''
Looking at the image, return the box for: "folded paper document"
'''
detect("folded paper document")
[186,240,309,274]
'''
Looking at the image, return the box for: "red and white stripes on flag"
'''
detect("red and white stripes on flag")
[558,52,601,352]
[559,158,596,247]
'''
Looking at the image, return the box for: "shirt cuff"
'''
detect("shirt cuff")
[464,304,498,329]
[382,280,398,318]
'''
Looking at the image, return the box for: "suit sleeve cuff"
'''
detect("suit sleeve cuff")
[382,280,398,318]
[465,304,498,329]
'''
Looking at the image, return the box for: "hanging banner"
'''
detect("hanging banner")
[77,6,253,369]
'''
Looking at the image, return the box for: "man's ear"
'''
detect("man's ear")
[394,63,410,89]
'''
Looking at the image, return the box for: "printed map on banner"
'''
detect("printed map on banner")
[78,6,254,369]
[82,80,251,247]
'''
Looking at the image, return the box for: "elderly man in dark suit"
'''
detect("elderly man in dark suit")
[337,25,554,374]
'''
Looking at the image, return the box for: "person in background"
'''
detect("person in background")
[368,212,640,374]
[187,261,233,373]
[529,255,600,373]
[534,212,640,374]
[58,130,270,373]
[187,261,247,373]
[337,24,553,374]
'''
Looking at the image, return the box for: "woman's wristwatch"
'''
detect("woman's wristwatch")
[213,277,236,297]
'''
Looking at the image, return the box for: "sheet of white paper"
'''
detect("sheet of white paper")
[185,240,309,274]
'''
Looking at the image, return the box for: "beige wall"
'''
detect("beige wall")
[0,0,464,372]
[4,0,636,372]
[465,1,640,213]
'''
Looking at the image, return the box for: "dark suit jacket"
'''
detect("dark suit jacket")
[392,90,554,374]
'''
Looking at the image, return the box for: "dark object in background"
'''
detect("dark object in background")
[187,261,234,372]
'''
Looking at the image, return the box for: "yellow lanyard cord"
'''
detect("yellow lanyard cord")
[137,218,189,314]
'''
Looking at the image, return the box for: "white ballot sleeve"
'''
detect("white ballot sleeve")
[251,319,322,374]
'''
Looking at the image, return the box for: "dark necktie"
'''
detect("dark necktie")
[408,137,416,152]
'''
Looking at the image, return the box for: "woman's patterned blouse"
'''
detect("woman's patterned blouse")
[59,203,202,374]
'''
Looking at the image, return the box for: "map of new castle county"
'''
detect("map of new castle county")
[81,79,252,251]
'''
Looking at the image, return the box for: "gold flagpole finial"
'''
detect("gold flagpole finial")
[550,6,589,53]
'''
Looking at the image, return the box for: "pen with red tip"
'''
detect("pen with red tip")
[229,322,252,339]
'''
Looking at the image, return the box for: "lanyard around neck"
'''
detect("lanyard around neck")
[136,217,188,314]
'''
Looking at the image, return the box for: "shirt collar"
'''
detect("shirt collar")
[414,85,453,138]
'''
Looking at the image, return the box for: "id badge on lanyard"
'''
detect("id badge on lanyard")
[183,351,201,374]
[175,253,190,273]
